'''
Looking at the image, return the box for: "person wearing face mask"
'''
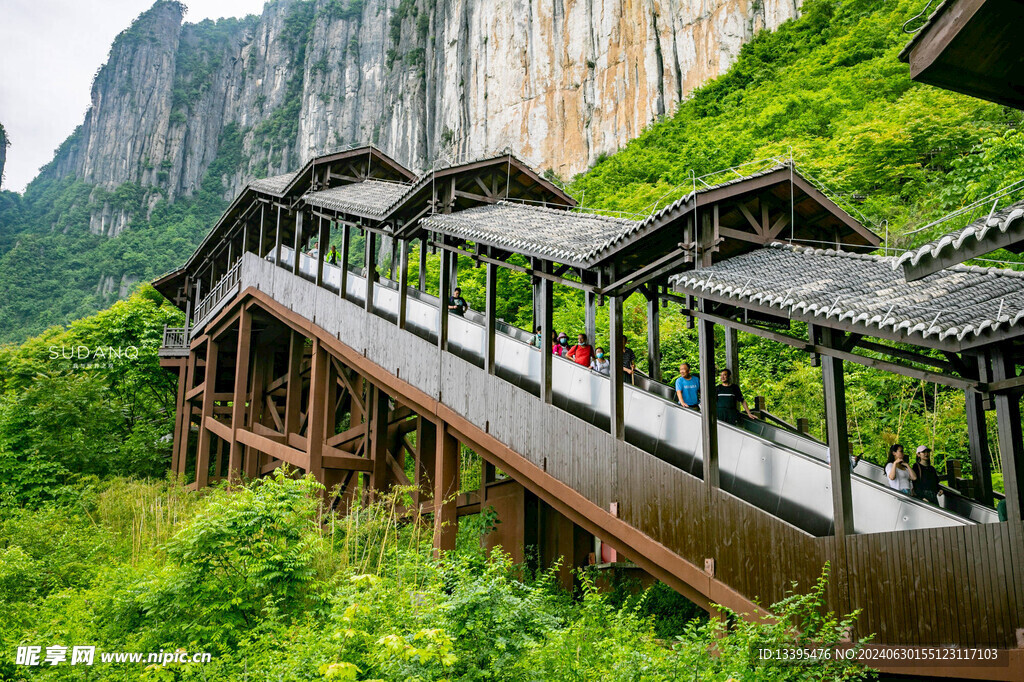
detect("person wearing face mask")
[912,446,942,504]
[567,333,594,367]
[553,333,570,357]
[590,347,610,375]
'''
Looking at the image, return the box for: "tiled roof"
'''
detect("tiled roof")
[588,164,789,260]
[304,179,412,217]
[249,172,297,195]
[893,199,1024,271]
[421,201,639,265]
[670,243,1024,343]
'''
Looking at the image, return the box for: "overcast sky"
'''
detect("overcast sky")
[0,0,268,193]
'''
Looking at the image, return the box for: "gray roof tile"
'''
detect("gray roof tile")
[421,201,639,265]
[670,243,1024,343]
[304,179,412,217]
[249,172,297,195]
[893,198,1024,270]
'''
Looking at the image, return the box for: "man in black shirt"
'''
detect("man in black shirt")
[715,369,756,425]
[448,287,468,316]
[912,445,942,504]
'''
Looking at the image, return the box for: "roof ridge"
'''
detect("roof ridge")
[770,242,1024,279]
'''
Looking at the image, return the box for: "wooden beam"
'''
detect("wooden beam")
[284,331,305,435]
[367,384,390,498]
[397,238,409,329]
[339,223,350,299]
[433,423,459,556]
[538,260,554,404]
[647,289,662,382]
[204,415,232,442]
[307,340,329,482]
[438,240,451,350]
[475,259,495,375]
[195,338,219,488]
[236,427,309,469]
[698,315,719,488]
[609,293,625,439]
[365,229,377,313]
[326,422,367,448]
[821,328,853,537]
[228,308,252,480]
[992,346,1024,522]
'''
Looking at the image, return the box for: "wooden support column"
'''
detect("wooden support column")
[195,337,220,489]
[539,261,554,403]
[433,423,460,555]
[585,291,597,353]
[992,346,1024,522]
[227,308,252,481]
[284,331,304,438]
[397,238,409,330]
[274,206,283,266]
[176,351,200,473]
[965,364,994,506]
[415,417,437,506]
[418,236,427,291]
[646,288,662,382]
[306,340,329,483]
[438,240,451,350]
[292,210,304,275]
[368,384,390,497]
[257,205,265,257]
[170,359,189,476]
[698,315,719,487]
[316,216,328,287]
[484,261,498,374]
[245,342,268,479]
[725,326,740,386]
[821,327,853,536]
[609,294,625,439]
[365,230,377,313]
[338,223,350,298]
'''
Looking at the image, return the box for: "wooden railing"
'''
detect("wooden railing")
[193,261,241,328]
[162,325,189,349]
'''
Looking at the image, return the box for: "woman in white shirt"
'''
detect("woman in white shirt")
[885,444,916,494]
[590,347,610,375]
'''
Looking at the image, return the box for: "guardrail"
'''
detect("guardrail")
[192,261,241,330]
[162,325,189,349]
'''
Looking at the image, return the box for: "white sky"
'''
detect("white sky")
[0,0,268,192]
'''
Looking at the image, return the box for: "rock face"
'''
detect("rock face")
[43,0,800,201]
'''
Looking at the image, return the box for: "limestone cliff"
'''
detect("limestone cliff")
[43,0,799,203]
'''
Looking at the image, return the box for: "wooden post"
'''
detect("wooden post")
[438,242,451,350]
[292,210,304,275]
[196,337,220,489]
[609,294,625,439]
[316,216,328,287]
[485,261,498,374]
[821,327,853,536]
[176,351,199,474]
[698,316,719,488]
[306,340,329,483]
[170,359,188,476]
[368,384,390,497]
[339,223,350,299]
[991,346,1023,522]
[418,236,427,291]
[274,206,283,266]
[646,288,662,382]
[433,423,460,555]
[965,385,994,506]
[725,326,740,386]
[585,291,597,353]
[365,230,377,313]
[245,342,268,479]
[416,417,437,507]
[227,308,252,481]
[257,205,265,258]
[539,261,554,403]
[397,238,409,330]
[284,331,304,438]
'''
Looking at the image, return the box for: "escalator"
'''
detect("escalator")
[262,248,993,536]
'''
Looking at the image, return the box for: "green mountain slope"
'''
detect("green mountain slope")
[571,0,1024,258]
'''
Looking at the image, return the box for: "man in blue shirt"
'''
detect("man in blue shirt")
[674,362,700,409]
